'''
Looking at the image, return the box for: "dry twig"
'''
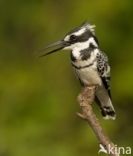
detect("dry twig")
[77,86,119,156]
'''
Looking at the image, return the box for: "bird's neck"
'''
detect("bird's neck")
[71,38,98,62]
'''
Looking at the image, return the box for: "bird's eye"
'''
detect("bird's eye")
[70,35,77,41]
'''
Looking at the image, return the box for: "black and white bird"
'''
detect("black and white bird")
[40,22,116,120]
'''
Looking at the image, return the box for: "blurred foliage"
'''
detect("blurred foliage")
[0,0,133,156]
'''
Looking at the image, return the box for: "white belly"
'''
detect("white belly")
[75,65,102,86]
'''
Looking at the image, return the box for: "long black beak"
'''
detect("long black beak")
[39,40,68,57]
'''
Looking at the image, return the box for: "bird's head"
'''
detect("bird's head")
[39,22,99,57]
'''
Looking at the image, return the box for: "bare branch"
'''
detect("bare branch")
[77,86,119,156]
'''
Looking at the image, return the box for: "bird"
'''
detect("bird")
[39,22,116,120]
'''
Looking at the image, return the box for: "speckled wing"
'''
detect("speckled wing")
[96,51,111,98]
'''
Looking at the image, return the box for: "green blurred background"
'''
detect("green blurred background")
[0,0,133,156]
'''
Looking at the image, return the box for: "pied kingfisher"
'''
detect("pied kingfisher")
[40,22,116,120]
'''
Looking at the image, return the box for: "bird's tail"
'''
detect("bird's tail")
[95,86,116,120]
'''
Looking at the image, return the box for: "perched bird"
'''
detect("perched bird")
[40,22,116,120]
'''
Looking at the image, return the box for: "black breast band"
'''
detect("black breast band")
[71,62,93,70]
